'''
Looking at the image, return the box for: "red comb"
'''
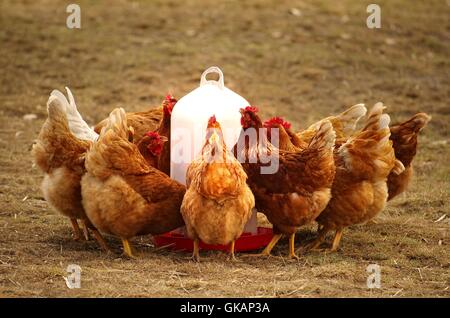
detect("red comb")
[240,106,259,114]
[145,131,160,138]
[208,115,217,125]
[242,106,259,113]
[165,94,177,104]
[263,117,291,130]
[163,94,177,115]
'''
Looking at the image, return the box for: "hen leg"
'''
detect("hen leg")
[288,233,300,260]
[228,240,237,261]
[192,239,200,262]
[81,219,90,241]
[121,238,135,258]
[330,229,343,252]
[91,229,111,253]
[245,234,282,257]
[70,218,82,241]
[305,226,329,251]
[260,233,282,255]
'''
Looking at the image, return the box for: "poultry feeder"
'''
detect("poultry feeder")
[154,227,273,253]
[153,66,273,252]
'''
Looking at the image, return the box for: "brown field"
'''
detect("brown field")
[0,0,449,297]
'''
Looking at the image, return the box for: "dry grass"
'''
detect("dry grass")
[0,0,449,297]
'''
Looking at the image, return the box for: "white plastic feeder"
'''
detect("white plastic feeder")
[170,66,257,234]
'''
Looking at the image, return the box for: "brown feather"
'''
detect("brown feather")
[181,121,255,245]
[32,96,92,225]
[94,107,162,142]
[387,113,431,200]
[82,108,185,240]
[317,103,397,231]
[238,109,336,236]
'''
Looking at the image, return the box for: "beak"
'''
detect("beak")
[160,136,169,143]
[208,130,220,144]
[128,126,135,142]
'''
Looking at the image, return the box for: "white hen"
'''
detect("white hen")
[49,87,99,142]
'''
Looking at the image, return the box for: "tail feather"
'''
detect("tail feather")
[390,112,431,167]
[409,113,431,132]
[86,108,149,178]
[362,102,386,131]
[32,93,89,172]
[308,120,336,150]
[46,95,71,133]
[339,103,401,179]
[48,90,69,112]
[392,159,405,175]
[391,113,431,136]
[50,87,99,142]
[335,103,367,136]
[379,114,390,129]
[99,107,129,140]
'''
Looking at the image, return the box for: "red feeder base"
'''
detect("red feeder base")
[153,227,273,252]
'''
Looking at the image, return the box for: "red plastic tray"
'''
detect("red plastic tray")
[153,227,273,252]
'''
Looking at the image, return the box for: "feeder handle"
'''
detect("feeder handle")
[200,66,225,89]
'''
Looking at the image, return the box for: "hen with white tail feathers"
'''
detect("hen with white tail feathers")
[31,90,108,250]
[50,87,99,142]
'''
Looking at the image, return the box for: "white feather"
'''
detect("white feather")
[50,87,99,141]
[379,114,390,129]
[340,103,367,134]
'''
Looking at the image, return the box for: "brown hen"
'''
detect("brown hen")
[309,103,404,251]
[82,108,185,257]
[136,131,168,169]
[32,92,108,250]
[236,106,336,258]
[181,116,255,261]
[93,97,173,143]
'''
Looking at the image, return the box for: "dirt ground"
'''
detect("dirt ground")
[0,0,449,297]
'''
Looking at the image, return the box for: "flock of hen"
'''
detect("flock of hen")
[32,87,430,260]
